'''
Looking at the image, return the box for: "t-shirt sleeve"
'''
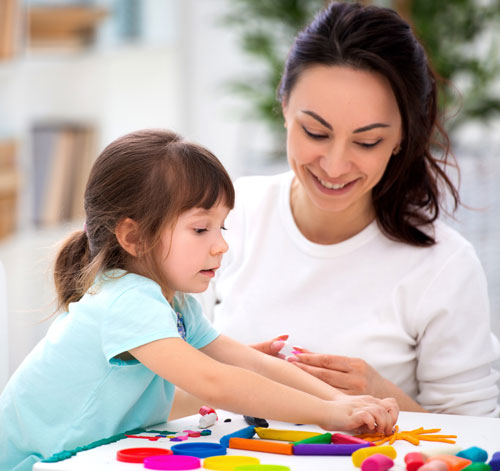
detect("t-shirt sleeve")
[101,280,181,364]
[414,243,500,416]
[182,295,220,349]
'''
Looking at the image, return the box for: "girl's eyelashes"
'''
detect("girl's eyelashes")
[356,139,383,148]
[194,228,208,234]
[302,126,328,140]
[221,226,228,231]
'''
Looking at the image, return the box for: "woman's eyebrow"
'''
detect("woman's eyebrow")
[301,110,332,130]
[353,123,390,133]
[302,110,390,134]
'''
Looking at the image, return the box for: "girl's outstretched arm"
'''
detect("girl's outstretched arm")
[129,337,398,434]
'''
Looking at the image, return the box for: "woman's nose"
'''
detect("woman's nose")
[319,143,352,177]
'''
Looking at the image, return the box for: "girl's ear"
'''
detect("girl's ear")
[115,218,141,257]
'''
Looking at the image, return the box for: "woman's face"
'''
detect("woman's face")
[283,65,402,221]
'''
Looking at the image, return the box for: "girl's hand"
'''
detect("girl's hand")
[322,395,399,435]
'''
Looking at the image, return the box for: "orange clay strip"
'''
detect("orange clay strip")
[229,437,294,455]
[355,427,457,446]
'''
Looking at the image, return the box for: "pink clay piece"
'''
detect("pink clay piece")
[361,453,394,471]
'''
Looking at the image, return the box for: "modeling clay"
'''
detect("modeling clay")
[418,461,449,471]
[255,427,320,442]
[462,463,493,471]
[292,432,332,445]
[489,451,500,471]
[427,455,472,471]
[293,443,370,455]
[229,437,294,455]
[405,452,426,471]
[457,447,488,463]
[332,433,374,446]
[360,453,394,471]
[422,445,463,458]
[244,416,270,428]
[198,406,218,429]
[220,426,256,448]
[356,426,457,446]
[352,445,397,467]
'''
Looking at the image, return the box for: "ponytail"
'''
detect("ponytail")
[54,230,94,312]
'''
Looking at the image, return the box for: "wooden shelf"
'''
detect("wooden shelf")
[28,5,108,49]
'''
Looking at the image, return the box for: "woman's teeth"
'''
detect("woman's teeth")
[319,178,347,189]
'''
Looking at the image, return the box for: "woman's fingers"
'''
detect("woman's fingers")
[250,334,289,357]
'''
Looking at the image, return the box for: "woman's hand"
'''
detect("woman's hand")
[250,334,289,358]
[322,395,399,435]
[289,349,388,397]
[289,348,427,412]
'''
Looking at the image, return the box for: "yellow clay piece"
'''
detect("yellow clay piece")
[254,427,321,442]
[352,445,397,467]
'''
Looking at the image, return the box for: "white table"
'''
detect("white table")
[33,411,500,471]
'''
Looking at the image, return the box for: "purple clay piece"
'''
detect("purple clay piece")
[293,443,370,456]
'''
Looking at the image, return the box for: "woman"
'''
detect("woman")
[200,2,500,415]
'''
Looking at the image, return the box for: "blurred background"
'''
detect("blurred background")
[0,0,499,392]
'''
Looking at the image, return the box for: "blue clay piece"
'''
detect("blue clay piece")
[489,451,500,471]
[457,447,488,463]
[219,426,256,448]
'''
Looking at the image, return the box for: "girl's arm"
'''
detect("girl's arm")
[129,337,398,434]
[201,334,345,401]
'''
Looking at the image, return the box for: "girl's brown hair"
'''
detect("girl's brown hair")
[278,2,460,246]
[54,129,235,311]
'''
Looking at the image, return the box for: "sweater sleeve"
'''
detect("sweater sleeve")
[414,243,500,416]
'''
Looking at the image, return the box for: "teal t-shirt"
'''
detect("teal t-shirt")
[0,272,219,471]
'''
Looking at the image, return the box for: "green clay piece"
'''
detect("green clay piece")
[463,463,491,471]
[41,427,175,463]
[201,429,212,436]
[293,432,332,445]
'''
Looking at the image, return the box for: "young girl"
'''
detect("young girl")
[0,129,398,470]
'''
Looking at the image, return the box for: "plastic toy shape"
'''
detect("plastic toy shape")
[116,447,172,463]
[356,425,457,446]
[203,455,260,470]
[144,454,201,470]
[233,466,291,471]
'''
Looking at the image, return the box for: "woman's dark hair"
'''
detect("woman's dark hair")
[278,1,460,246]
[54,129,235,311]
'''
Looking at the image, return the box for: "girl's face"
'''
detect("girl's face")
[157,202,230,302]
[283,65,402,223]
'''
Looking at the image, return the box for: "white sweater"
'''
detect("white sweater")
[200,171,500,416]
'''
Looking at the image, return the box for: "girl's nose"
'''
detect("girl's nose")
[211,233,229,255]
